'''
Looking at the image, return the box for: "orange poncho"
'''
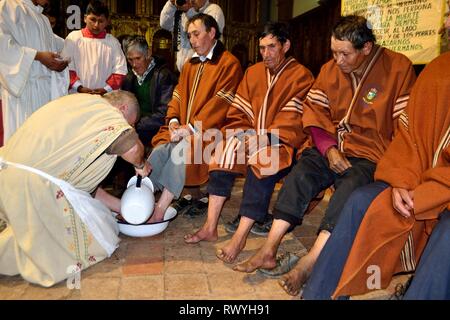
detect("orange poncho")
[333,52,450,298]
[209,57,314,178]
[152,41,243,186]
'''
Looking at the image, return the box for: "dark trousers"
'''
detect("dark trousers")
[136,122,159,147]
[302,181,388,299]
[273,147,376,231]
[207,166,291,224]
[403,209,450,300]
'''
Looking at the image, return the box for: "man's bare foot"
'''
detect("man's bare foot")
[278,255,313,296]
[147,211,164,223]
[184,228,217,244]
[216,236,247,264]
[233,249,277,273]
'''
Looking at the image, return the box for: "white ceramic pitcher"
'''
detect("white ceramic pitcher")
[120,175,155,225]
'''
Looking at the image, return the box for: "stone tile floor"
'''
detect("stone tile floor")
[0,179,409,300]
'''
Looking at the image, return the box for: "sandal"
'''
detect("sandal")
[257,252,301,278]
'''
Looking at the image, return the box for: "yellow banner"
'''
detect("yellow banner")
[341,0,446,64]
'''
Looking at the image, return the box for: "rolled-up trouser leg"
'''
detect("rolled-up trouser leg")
[207,170,239,198]
[239,166,291,223]
[148,142,186,199]
[302,181,389,299]
[319,157,376,232]
[403,209,450,300]
[272,148,335,226]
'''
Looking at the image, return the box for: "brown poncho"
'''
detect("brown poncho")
[152,41,243,185]
[333,52,450,298]
[209,57,314,178]
[302,46,416,163]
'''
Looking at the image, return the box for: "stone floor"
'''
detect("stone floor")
[0,179,409,300]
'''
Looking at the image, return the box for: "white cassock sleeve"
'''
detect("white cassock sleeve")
[160,0,177,31]
[0,29,37,97]
[61,32,77,74]
[110,38,127,77]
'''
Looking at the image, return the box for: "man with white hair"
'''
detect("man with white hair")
[122,35,177,146]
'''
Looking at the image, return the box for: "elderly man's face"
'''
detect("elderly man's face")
[187,19,216,57]
[330,36,371,74]
[259,34,290,73]
[127,49,151,76]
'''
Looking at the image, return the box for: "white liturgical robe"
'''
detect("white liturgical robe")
[0,0,69,142]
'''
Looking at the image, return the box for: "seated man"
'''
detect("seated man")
[147,13,242,223]
[122,35,177,146]
[62,1,127,95]
[302,51,450,300]
[231,16,416,286]
[0,91,151,287]
[183,22,314,248]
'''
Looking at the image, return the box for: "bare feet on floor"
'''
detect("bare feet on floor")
[216,237,247,264]
[278,255,313,296]
[233,250,277,273]
[184,228,218,244]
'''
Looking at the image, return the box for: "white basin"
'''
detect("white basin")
[116,206,177,237]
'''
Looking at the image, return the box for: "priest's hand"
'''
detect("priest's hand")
[392,187,414,218]
[35,51,68,72]
[326,146,352,174]
[134,161,152,177]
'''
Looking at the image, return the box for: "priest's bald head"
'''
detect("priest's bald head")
[103,90,140,126]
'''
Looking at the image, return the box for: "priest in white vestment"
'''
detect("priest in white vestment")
[0,0,69,142]
[0,91,151,287]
